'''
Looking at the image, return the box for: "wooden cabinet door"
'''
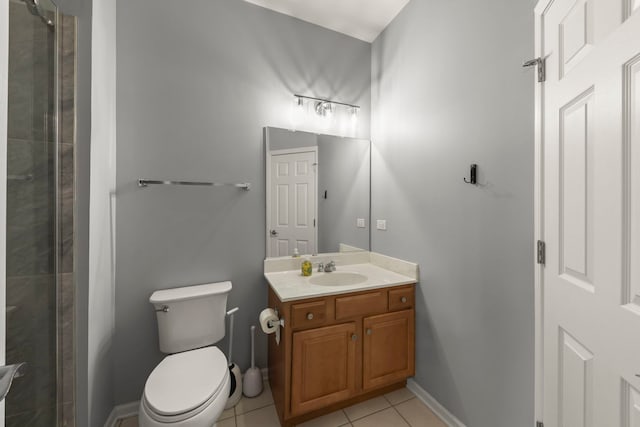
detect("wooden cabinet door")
[363,310,415,391]
[291,323,357,416]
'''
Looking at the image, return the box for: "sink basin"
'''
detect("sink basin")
[309,272,368,286]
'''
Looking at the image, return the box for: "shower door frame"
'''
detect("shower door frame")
[0,0,10,420]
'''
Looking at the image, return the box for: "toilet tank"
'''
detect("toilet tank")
[150,281,232,354]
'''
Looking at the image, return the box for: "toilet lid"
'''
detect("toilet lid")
[144,346,228,416]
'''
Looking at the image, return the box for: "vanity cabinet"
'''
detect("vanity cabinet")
[268,284,415,426]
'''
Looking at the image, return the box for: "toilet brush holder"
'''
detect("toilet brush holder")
[225,308,242,408]
[243,325,263,397]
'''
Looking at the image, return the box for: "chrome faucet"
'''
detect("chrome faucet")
[324,261,336,272]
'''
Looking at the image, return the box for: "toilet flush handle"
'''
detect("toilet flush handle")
[155,305,170,313]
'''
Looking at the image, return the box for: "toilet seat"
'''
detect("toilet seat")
[142,346,229,423]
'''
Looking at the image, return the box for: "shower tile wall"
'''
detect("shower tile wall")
[58,15,76,427]
[6,3,76,426]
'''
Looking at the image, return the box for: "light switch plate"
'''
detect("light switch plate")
[357,218,366,228]
[376,220,387,231]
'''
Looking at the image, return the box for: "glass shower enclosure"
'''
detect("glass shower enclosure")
[4,0,76,425]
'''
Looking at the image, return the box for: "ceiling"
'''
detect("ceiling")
[243,0,411,43]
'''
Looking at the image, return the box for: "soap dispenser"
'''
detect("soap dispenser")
[301,257,312,277]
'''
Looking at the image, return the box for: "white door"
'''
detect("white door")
[268,150,317,257]
[538,0,640,425]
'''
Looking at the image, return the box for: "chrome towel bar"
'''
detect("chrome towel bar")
[138,179,251,191]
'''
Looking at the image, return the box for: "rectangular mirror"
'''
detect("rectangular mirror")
[265,127,370,257]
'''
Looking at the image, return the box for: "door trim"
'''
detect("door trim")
[533,0,554,426]
[265,139,319,257]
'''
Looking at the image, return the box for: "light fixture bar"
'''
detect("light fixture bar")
[294,94,360,110]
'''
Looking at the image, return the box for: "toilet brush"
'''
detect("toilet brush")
[225,307,242,409]
[243,325,263,397]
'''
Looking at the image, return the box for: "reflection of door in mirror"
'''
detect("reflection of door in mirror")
[265,127,371,256]
[268,148,318,257]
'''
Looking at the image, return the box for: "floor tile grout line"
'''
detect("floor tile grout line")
[345,404,392,423]
[392,405,413,427]
[233,399,275,417]
[384,391,417,407]
[233,402,276,422]
[391,396,417,407]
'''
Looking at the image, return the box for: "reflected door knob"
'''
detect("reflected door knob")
[270,230,278,237]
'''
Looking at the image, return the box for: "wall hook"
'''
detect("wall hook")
[463,164,477,185]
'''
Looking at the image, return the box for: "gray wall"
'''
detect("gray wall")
[114,0,371,404]
[371,1,534,426]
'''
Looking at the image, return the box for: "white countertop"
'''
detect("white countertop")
[264,256,418,302]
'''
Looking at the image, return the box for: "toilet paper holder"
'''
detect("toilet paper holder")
[260,307,285,345]
[272,309,284,345]
[268,310,285,329]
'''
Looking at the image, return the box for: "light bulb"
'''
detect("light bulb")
[290,96,305,129]
[350,107,359,136]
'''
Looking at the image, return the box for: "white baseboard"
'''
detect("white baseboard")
[406,379,466,427]
[104,401,140,427]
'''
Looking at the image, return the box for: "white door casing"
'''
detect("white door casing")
[535,0,640,426]
[267,149,317,257]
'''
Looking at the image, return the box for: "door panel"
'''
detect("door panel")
[558,329,594,427]
[559,88,594,289]
[622,380,640,427]
[626,0,640,20]
[559,0,593,77]
[540,0,640,425]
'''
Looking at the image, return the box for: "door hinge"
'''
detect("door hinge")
[537,240,546,265]
[536,421,544,427]
[523,57,546,83]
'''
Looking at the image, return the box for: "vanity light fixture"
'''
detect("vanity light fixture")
[291,94,360,135]
[294,94,360,117]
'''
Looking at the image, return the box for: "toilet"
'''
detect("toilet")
[138,281,233,427]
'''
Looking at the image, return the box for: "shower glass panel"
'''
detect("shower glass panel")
[6,0,76,425]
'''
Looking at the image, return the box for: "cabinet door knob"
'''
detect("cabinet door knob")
[401,296,407,303]
[306,312,314,320]
[366,328,372,335]
[351,334,358,341]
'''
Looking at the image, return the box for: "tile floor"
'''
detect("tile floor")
[115,382,447,427]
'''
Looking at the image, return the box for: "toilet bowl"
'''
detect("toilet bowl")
[138,346,230,427]
[138,282,234,427]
